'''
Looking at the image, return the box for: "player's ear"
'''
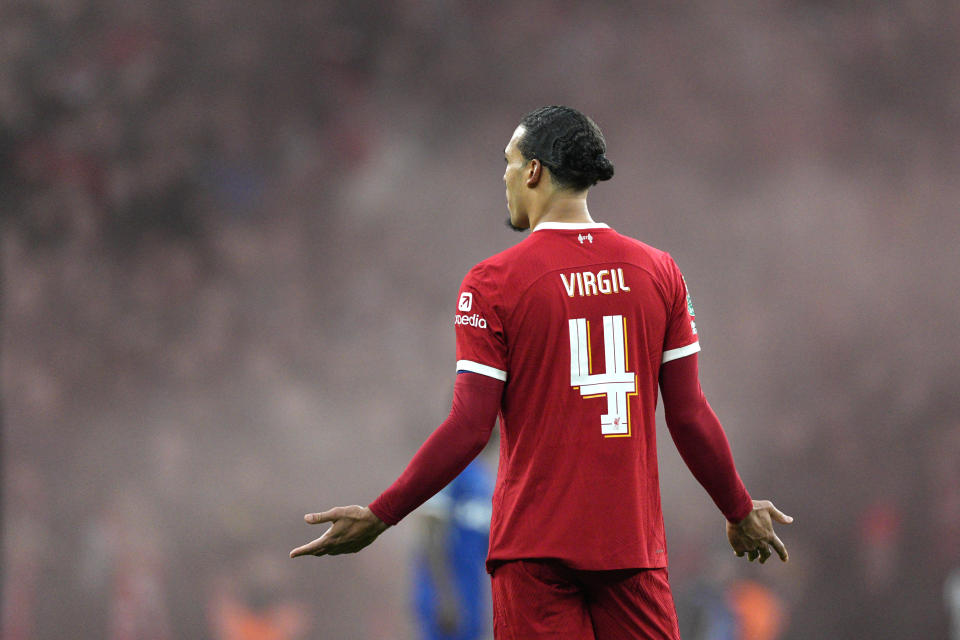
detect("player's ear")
[526,159,542,187]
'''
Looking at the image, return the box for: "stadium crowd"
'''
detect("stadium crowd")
[3,1,959,638]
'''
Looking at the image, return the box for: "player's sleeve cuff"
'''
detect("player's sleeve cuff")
[662,341,701,364]
[368,498,400,526]
[456,359,508,381]
[726,493,754,524]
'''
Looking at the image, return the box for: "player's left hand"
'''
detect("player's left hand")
[726,499,793,564]
[289,505,389,558]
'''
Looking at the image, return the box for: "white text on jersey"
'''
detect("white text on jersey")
[560,268,631,298]
[455,313,488,329]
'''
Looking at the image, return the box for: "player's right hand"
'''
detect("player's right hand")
[289,505,389,558]
[726,499,793,564]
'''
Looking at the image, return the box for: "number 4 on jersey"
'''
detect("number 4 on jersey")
[569,315,637,436]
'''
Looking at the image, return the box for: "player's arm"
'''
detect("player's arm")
[290,372,502,558]
[659,353,793,563]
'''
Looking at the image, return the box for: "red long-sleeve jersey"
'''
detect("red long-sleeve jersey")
[370,222,751,572]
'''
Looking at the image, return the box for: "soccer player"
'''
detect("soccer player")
[291,106,793,639]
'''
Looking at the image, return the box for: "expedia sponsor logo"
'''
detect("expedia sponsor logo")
[458,292,473,312]
[455,313,487,329]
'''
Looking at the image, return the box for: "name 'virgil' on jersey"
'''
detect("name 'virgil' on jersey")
[560,268,630,297]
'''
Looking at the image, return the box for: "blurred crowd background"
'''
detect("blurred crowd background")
[3,1,960,638]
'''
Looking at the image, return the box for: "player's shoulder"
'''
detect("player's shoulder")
[602,228,683,278]
[460,224,681,290]
[484,232,539,266]
[460,235,533,289]
[602,226,661,257]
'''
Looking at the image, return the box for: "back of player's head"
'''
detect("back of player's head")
[517,106,614,191]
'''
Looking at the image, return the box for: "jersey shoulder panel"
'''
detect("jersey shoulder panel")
[459,234,545,302]
[467,234,539,274]
[612,231,674,272]
[462,228,682,309]
[596,231,683,306]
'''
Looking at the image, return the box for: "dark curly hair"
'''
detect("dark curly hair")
[517,106,614,191]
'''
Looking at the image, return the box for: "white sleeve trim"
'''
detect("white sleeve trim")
[456,359,508,381]
[662,341,701,363]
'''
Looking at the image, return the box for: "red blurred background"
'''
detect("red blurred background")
[3,2,959,638]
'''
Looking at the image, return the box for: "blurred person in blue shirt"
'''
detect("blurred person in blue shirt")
[413,457,495,640]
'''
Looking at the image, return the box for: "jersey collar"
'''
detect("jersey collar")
[532,222,610,232]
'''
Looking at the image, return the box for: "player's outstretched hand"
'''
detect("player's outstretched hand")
[289,505,389,558]
[726,499,793,564]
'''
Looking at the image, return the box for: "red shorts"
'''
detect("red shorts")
[490,560,681,640]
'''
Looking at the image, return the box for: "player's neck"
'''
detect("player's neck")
[528,193,593,230]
